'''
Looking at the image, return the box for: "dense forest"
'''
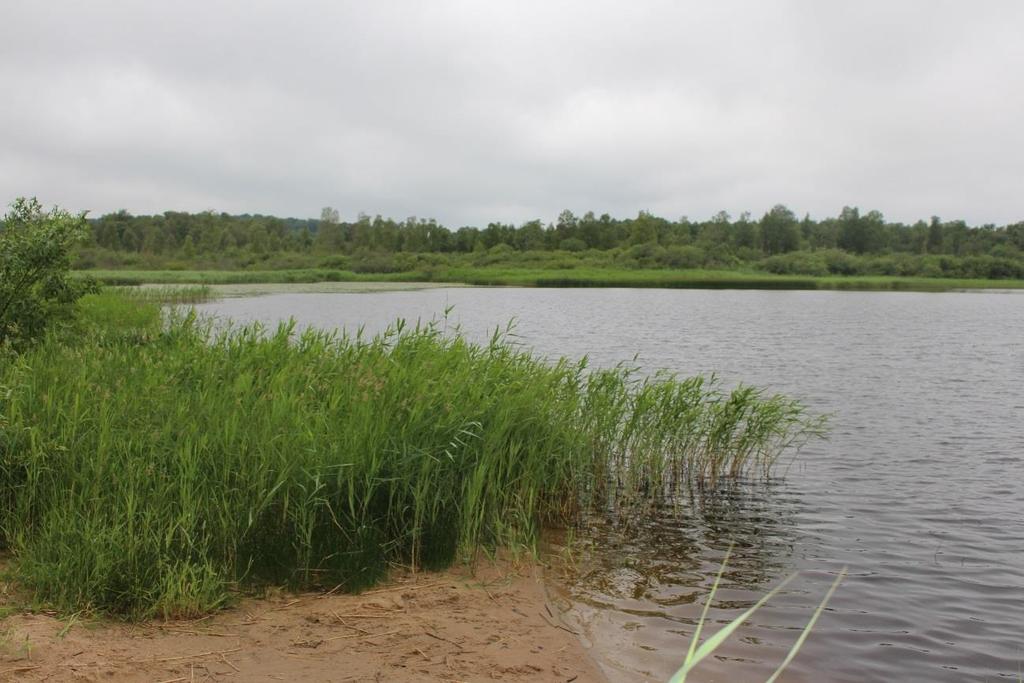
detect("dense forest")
[74,204,1024,279]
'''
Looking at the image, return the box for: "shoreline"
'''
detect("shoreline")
[2,560,608,682]
[73,267,1024,292]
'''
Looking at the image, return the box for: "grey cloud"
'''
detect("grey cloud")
[1,0,1022,226]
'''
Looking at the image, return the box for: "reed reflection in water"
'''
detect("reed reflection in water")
[546,479,817,682]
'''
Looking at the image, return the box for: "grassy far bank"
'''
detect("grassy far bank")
[74,266,1024,291]
[0,290,825,619]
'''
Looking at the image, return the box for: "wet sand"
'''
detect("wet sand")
[1,561,605,682]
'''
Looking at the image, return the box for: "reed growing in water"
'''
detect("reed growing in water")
[108,284,216,305]
[0,292,825,618]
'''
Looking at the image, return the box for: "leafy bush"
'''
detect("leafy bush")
[349,251,403,273]
[820,249,861,275]
[472,243,517,266]
[661,245,706,269]
[559,237,587,252]
[759,251,829,277]
[0,198,96,351]
[618,242,668,269]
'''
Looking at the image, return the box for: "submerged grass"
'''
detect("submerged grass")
[0,292,825,619]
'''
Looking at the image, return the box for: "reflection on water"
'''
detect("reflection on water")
[545,480,808,682]
[196,288,1024,682]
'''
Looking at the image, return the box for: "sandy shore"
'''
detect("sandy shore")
[0,561,606,683]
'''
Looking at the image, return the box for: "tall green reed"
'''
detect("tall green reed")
[109,285,215,304]
[0,292,826,618]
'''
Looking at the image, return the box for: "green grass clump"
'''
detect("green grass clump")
[108,285,216,304]
[0,294,824,618]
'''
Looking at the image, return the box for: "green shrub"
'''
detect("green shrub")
[820,249,860,275]
[0,198,96,351]
[759,251,829,277]
[661,245,706,269]
[350,251,402,273]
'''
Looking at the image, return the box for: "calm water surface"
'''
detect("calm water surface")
[195,288,1024,682]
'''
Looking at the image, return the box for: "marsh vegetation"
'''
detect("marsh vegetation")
[0,290,824,618]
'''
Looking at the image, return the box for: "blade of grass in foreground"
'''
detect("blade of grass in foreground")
[764,568,847,683]
[668,562,845,683]
[682,545,732,671]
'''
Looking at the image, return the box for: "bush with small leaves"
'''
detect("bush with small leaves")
[0,198,96,351]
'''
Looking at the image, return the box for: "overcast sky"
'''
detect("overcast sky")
[2,1,1022,226]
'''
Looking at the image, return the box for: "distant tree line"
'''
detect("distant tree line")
[71,204,1024,279]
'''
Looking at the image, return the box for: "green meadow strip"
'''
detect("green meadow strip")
[0,292,825,618]
[74,267,1024,291]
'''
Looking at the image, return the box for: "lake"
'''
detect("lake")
[195,287,1024,682]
